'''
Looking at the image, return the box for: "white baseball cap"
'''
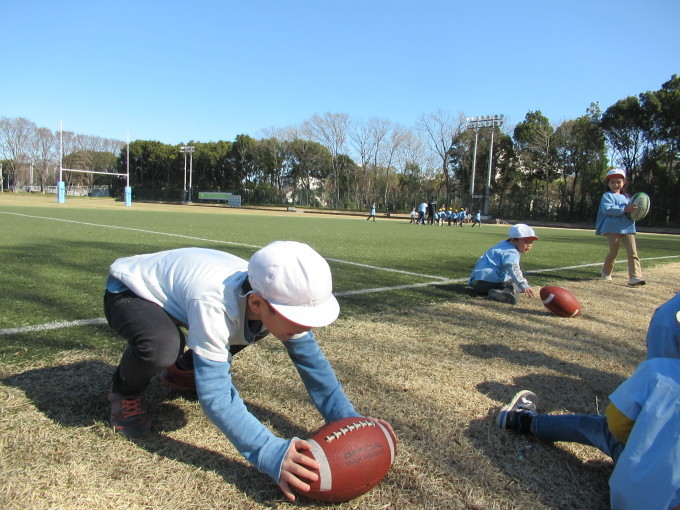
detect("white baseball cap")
[508,224,539,240]
[248,241,340,328]
[606,168,626,180]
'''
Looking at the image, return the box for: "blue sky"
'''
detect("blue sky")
[2,0,678,145]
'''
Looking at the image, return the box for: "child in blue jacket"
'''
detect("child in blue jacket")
[596,168,645,286]
[467,224,538,305]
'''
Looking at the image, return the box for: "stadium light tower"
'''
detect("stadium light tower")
[180,145,195,203]
[465,115,504,215]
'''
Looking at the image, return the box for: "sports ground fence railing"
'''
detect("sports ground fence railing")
[126,187,680,227]
[15,184,679,228]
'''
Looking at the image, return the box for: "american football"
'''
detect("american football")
[540,286,582,318]
[298,417,397,502]
[627,192,650,222]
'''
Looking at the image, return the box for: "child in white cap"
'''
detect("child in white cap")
[104,241,395,501]
[467,223,539,305]
[595,168,645,286]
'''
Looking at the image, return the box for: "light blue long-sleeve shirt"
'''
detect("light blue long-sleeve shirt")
[595,191,636,235]
[107,247,360,482]
[467,240,529,290]
[195,332,360,481]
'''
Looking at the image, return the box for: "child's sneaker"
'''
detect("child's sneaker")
[496,390,537,433]
[488,288,518,305]
[108,391,151,438]
[600,268,612,281]
[627,277,646,286]
[160,364,197,396]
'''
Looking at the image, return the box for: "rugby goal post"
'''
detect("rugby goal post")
[57,122,132,206]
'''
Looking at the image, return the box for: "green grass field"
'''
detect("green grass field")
[1,194,679,510]
[2,195,677,334]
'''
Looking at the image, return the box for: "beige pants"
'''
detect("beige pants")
[602,233,642,278]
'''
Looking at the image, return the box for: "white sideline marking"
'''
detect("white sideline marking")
[0,318,107,336]
[0,211,448,280]
[0,211,262,250]
[1,211,679,336]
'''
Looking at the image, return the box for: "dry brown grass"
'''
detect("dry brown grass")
[1,202,678,508]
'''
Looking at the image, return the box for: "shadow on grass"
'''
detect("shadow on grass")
[465,409,613,510]
[2,360,113,427]
[0,360,328,506]
[460,345,620,509]
[462,343,628,405]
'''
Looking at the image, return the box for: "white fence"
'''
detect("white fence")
[22,185,110,197]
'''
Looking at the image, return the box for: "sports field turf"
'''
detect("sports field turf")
[1,193,679,509]
[1,194,677,330]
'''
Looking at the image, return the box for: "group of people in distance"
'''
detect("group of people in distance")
[101,167,676,507]
[410,198,482,227]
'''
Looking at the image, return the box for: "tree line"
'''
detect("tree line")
[1,74,678,226]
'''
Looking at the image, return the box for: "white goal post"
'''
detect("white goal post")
[57,122,132,206]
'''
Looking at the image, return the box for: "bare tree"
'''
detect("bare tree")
[349,118,375,203]
[416,110,466,197]
[378,123,408,207]
[30,127,58,192]
[304,112,350,207]
[348,117,391,206]
[0,117,36,190]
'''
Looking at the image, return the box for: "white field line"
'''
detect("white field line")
[0,211,446,280]
[336,255,680,296]
[0,318,108,335]
[0,211,263,250]
[1,211,678,336]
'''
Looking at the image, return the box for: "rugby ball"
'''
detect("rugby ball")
[540,286,582,318]
[298,417,397,502]
[627,192,650,222]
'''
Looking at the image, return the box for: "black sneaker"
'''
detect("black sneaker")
[496,390,537,432]
[108,391,151,438]
[488,288,518,305]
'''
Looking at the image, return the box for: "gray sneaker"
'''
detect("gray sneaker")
[627,277,646,286]
[496,390,538,432]
[108,391,151,438]
[488,288,518,305]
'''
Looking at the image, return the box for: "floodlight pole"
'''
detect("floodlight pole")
[468,127,479,196]
[125,133,131,207]
[179,145,195,203]
[465,115,504,215]
[182,153,187,199]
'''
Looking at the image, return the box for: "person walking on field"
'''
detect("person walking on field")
[427,197,437,225]
[418,200,427,224]
[367,202,376,221]
[471,211,482,228]
[596,168,645,286]
[458,208,467,226]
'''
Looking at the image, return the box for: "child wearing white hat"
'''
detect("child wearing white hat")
[595,168,645,286]
[103,241,395,502]
[467,223,539,305]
